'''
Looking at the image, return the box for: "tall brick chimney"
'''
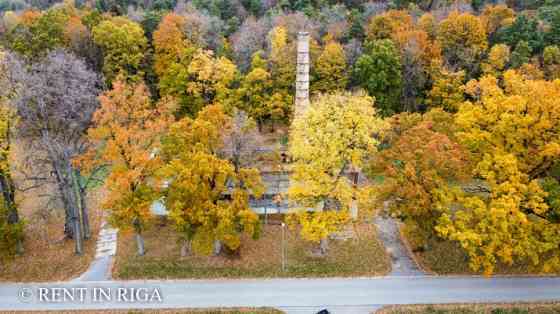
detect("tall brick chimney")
[295,31,310,116]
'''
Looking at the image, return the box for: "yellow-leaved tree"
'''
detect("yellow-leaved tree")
[161,105,264,256]
[311,37,347,94]
[436,70,560,275]
[288,92,386,255]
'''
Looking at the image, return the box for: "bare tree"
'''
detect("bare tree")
[221,109,262,172]
[11,50,100,255]
[231,17,268,72]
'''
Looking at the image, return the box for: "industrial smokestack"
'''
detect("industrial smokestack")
[295,31,310,116]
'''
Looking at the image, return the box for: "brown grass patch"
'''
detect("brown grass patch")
[113,221,390,279]
[376,302,560,314]
[0,188,104,282]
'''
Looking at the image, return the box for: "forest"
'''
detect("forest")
[0,0,560,278]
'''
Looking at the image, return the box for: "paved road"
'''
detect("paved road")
[1,276,559,314]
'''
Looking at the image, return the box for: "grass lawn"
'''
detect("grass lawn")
[113,221,390,279]
[0,188,104,282]
[376,303,560,313]
[0,308,282,314]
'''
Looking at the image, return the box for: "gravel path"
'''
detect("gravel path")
[374,216,424,276]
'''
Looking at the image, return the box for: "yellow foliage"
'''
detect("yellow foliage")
[162,105,263,255]
[312,39,347,93]
[482,44,510,76]
[437,70,560,274]
[288,91,386,245]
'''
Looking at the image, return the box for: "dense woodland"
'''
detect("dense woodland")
[1,0,560,276]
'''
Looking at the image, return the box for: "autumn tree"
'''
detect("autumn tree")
[152,12,191,79]
[370,109,469,249]
[481,4,515,43]
[92,16,148,84]
[158,48,237,116]
[426,70,466,112]
[237,51,274,129]
[436,70,560,275]
[392,28,442,112]
[6,8,67,59]
[0,51,24,256]
[266,26,295,126]
[543,45,560,79]
[288,92,386,255]
[161,105,263,256]
[437,11,488,73]
[365,10,413,42]
[80,80,174,256]
[13,50,100,255]
[311,38,347,94]
[353,39,402,116]
[482,44,511,76]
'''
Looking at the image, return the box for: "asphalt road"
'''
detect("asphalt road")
[1,276,559,314]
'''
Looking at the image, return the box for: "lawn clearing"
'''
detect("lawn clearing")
[376,303,560,314]
[113,221,390,279]
[0,308,282,314]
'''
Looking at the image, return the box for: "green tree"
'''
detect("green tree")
[92,16,148,84]
[497,14,544,53]
[510,40,531,68]
[353,39,402,116]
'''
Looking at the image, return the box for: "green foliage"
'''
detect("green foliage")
[496,14,544,53]
[510,40,531,68]
[353,39,402,116]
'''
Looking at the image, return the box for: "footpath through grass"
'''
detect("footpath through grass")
[377,303,560,314]
[113,221,390,279]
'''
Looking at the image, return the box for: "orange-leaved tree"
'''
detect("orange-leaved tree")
[79,79,174,255]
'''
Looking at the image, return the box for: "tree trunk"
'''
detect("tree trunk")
[213,240,222,256]
[72,208,83,255]
[73,169,90,240]
[0,169,23,255]
[319,238,329,256]
[136,233,145,256]
[51,161,75,240]
[133,217,145,256]
[180,239,191,257]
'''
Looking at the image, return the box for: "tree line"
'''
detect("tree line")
[0,0,560,274]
